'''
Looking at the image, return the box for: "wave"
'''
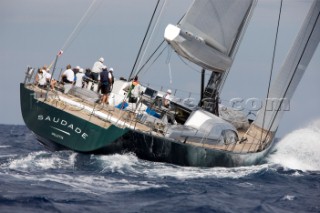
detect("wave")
[4,152,164,194]
[267,119,320,171]
[6,151,78,171]
[94,154,272,180]
[6,120,319,182]
[7,172,163,195]
[5,150,269,182]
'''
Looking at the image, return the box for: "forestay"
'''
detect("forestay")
[164,0,256,72]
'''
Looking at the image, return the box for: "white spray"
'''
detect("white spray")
[267,119,320,171]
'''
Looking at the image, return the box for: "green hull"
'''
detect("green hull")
[20,84,273,167]
[20,84,129,152]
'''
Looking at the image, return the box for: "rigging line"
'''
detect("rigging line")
[138,44,168,77]
[136,40,165,75]
[136,11,185,75]
[166,47,173,84]
[63,2,102,52]
[135,11,186,78]
[177,55,209,74]
[60,0,99,51]
[265,6,320,140]
[260,0,283,142]
[128,0,161,80]
[135,11,185,77]
[165,43,172,64]
[168,61,173,84]
[134,0,168,78]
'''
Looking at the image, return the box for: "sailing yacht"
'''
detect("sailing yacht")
[20,0,320,167]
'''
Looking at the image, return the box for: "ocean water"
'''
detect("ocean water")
[0,123,319,213]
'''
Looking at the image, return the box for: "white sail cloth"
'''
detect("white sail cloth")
[164,0,255,72]
[254,0,320,132]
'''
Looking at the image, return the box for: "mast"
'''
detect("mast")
[201,71,221,115]
[199,68,205,107]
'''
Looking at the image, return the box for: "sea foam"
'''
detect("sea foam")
[7,151,77,171]
[267,119,320,171]
[95,153,270,180]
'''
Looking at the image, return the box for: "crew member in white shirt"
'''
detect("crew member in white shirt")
[163,89,172,108]
[43,67,57,90]
[35,68,48,88]
[61,64,74,94]
[91,57,106,82]
[75,68,85,88]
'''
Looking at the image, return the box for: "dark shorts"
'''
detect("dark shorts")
[101,84,110,94]
[91,72,99,81]
[38,84,47,89]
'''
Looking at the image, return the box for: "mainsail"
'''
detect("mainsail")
[164,0,256,72]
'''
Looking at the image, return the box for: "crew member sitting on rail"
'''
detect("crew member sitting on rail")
[61,64,74,94]
[43,66,57,90]
[34,68,48,89]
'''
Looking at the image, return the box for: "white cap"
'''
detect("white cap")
[109,67,114,72]
[167,89,172,94]
[79,68,84,73]
[75,66,80,70]
[99,57,104,63]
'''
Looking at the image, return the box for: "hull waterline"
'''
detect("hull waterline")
[20,84,273,167]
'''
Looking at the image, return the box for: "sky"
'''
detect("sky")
[0,0,319,138]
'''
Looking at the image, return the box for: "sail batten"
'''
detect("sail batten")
[164,0,255,72]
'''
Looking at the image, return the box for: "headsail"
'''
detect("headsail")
[164,0,256,72]
[253,0,320,133]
